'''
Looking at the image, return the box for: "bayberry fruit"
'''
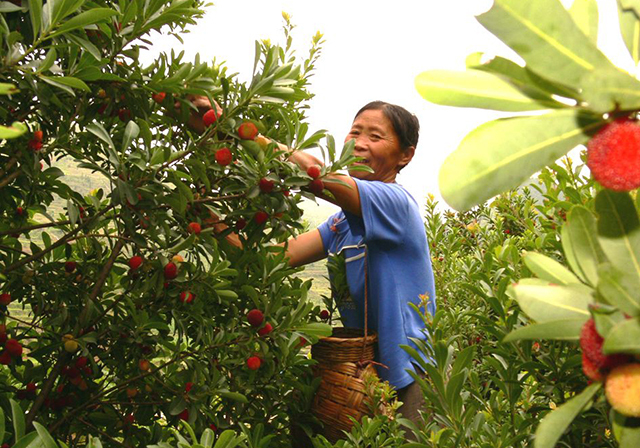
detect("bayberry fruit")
[247,309,264,327]
[164,262,178,280]
[203,109,219,127]
[307,165,321,179]
[259,177,274,193]
[215,147,233,166]
[152,92,166,104]
[246,356,261,370]
[258,323,273,336]
[188,222,201,235]
[238,122,258,140]
[128,255,143,270]
[254,211,268,225]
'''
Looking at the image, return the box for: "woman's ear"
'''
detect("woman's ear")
[397,146,415,171]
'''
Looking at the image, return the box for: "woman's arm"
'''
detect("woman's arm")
[284,229,326,268]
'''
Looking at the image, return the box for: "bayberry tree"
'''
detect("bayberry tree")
[0,1,357,446]
[417,0,640,446]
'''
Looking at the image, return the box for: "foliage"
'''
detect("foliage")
[0,1,361,446]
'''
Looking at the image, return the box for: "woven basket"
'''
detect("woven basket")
[311,327,378,443]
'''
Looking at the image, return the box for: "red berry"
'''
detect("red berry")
[246,356,261,370]
[259,177,274,193]
[309,179,325,195]
[582,351,603,382]
[75,356,88,368]
[152,92,166,104]
[65,261,77,273]
[238,122,258,140]
[164,262,178,280]
[16,206,24,216]
[26,382,36,392]
[215,147,233,166]
[128,255,143,270]
[203,109,219,127]
[580,319,630,374]
[118,108,132,122]
[28,139,42,151]
[254,211,268,225]
[297,337,308,348]
[139,359,150,371]
[0,293,11,306]
[235,218,247,230]
[587,118,640,191]
[185,382,193,393]
[33,130,43,141]
[258,322,273,336]
[0,351,12,365]
[319,310,330,320]
[306,165,321,179]
[178,409,189,421]
[125,413,135,425]
[209,423,217,432]
[5,339,22,357]
[179,291,194,304]
[188,222,201,235]
[247,309,264,327]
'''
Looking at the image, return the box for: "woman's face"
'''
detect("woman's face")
[345,109,413,183]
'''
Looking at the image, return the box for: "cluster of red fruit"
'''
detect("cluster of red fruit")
[580,319,640,417]
[60,355,92,392]
[587,118,640,191]
[245,309,274,370]
[28,129,43,151]
[0,324,23,365]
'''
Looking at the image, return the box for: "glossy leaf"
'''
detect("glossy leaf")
[50,8,117,37]
[438,110,603,211]
[603,317,640,354]
[534,383,601,448]
[219,391,248,404]
[508,278,593,322]
[28,0,43,40]
[0,122,28,139]
[617,0,640,64]
[596,191,640,289]
[33,422,58,448]
[598,263,640,316]
[415,69,561,111]
[503,318,585,341]
[12,433,39,448]
[121,120,140,152]
[569,0,598,44]
[10,399,25,442]
[562,206,607,286]
[523,251,581,285]
[41,75,90,95]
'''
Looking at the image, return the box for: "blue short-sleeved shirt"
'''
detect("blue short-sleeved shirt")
[317,178,436,388]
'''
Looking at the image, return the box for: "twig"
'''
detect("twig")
[0,170,21,188]
[0,156,18,178]
[0,219,71,237]
[25,355,66,427]
[74,416,126,447]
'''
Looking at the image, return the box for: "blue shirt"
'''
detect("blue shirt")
[317,179,436,388]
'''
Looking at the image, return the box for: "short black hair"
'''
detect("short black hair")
[354,101,420,153]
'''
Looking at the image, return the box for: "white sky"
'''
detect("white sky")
[147,0,634,213]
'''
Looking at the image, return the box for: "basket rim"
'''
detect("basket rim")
[318,327,378,344]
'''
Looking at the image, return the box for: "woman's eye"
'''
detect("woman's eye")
[371,134,381,140]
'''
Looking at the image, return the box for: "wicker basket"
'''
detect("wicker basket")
[311,327,378,443]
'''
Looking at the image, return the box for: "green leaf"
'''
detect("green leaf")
[603,317,640,354]
[10,399,25,442]
[28,0,43,40]
[598,263,640,316]
[293,322,332,337]
[618,0,640,64]
[415,69,561,111]
[523,251,581,285]
[503,318,585,342]
[562,206,608,287]
[50,8,117,37]
[66,33,101,61]
[477,0,618,91]
[219,391,248,404]
[620,0,640,18]
[86,122,116,151]
[200,428,215,448]
[534,383,601,448]
[569,0,598,44]
[213,430,243,448]
[49,0,85,29]
[37,47,56,73]
[12,432,38,448]
[596,191,640,289]
[509,278,593,322]
[580,68,640,112]
[612,410,640,448]
[0,83,19,95]
[33,422,58,448]
[0,121,28,139]
[41,76,90,95]
[121,120,140,152]
[438,110,603,211]
[0,407,5,445]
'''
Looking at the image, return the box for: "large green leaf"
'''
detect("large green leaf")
[569,0,598,44]
[534,383,602,448]
[477,0,640,112]
[49,8,117,37]
[561,206,607,287]
[414,69,561,111]
[0,121,28,139]
[596,191,640,289]
[613,410,640,447]
[33,422,58,448]
[603,317,640,354]
[617,0,640,65]
[28,0,43,40]
[620,0,640,17]
[508,278,593,322]
[10,399,25,442]
[438,110,603,211]
[503,318,585,342]
[523,251,581,285]
[598,263,640,316]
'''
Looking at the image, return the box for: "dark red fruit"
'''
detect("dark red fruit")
[128,255,143,270]
[33,130,43,141]
[152,92,166,104]
[258,323,273,336]
[28,139,42,151]
[5,339,22,357]
[235,218,247,230]
[118,108,132,122]
[259,177,274,193]
[319,310,330,320]
[247,309,264,327]
[178,409,189,421]
[203,109,218,127]
[185,382,193,393]
[65,261,77,273]
[0,293,11,306]
[0,351,12,365]
[179,291,195,304]
[307,165,321,179]
[309,179,324,195]
[215,147,233,166]
[254,211,268,225]
[188,222,201,235]
[164,262,178,280]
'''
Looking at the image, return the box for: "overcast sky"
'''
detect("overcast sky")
[147,0,633,213]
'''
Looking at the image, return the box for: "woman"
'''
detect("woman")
[283,101,436,424]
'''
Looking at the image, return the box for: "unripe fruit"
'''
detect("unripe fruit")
[188,222,201,235]
[319,310,330,320]
[215,147,233,166]
[254,211,268,225]
[587,118,640,191]
[5,339,22,357]
[203,109,219,127]
[97,88,107,98]
[247,309,264,327]
[259,177,274,193]
[129,255,143,270]
[65,261,77,273]
[605,363,640,417]
[307,165,321,179]
[172,255,184,264]
[309,179,325,195]
[139,359,150,372]
[179,291,195,304]
[255,135,269,150]
[238,122,258,140]
[246,356,261,370]
[62,334,78,353]
[0,293,11,306]
[152,92,166,104]
[164,262,178,280]
[258,322,273,336]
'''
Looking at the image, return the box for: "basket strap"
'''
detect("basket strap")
[361,246,368,361]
